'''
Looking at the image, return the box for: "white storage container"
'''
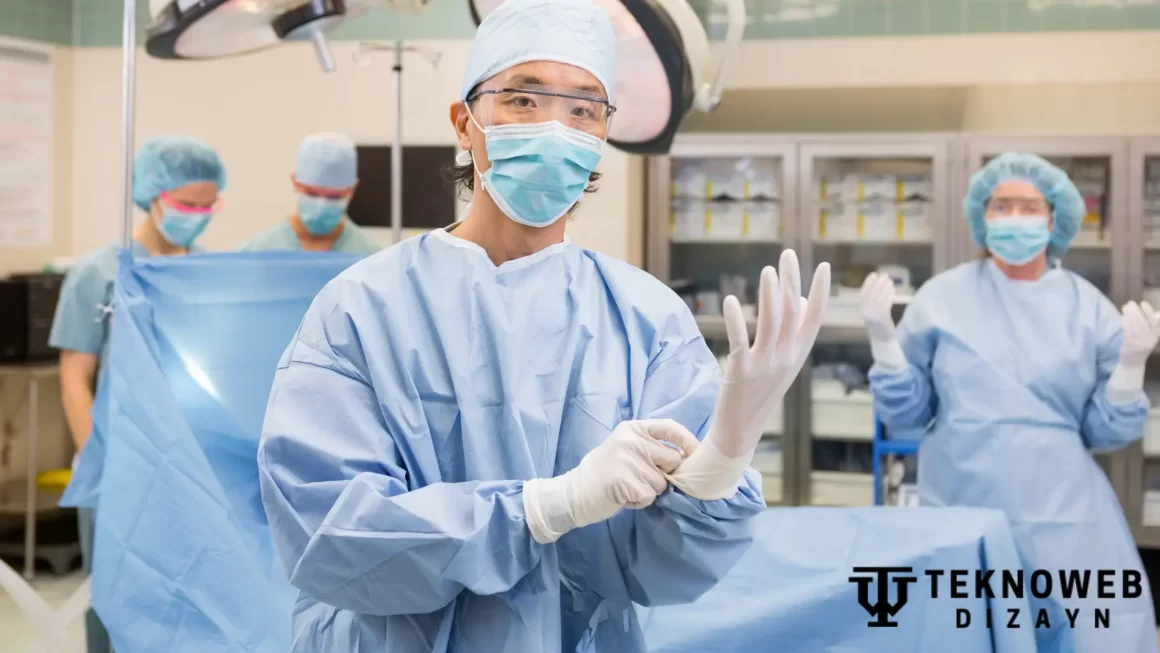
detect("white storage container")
[812,379,875,440]
[858,200,896,242]
[822,292,863,327]
[1144,410,1160,456]
[810,471,874,506]
[706,202,744,239]
[898,200,932,242]
[858,174,897,202]
[745,202,780,240]
[752,440,783,504]
[1145,490,1160,526]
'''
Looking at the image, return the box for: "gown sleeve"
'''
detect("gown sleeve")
[868,291,939,432]
[1080,293,1150,452]
[257,282,543,617]
[606,309,766,607]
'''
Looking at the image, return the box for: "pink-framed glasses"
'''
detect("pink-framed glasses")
[159,191,222,214]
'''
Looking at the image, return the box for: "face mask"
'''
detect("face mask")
[473,119,604,228]
[985,215,1050,266]
[155,205,212,248]
[298,194,348,235]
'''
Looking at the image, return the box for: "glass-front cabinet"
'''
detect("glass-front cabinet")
[647,137,799,505]
[647,135,1160,535]
[796,141,953,507]
[1126,138,1160,547]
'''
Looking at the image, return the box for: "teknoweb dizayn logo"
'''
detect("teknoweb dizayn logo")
[848,566,1145,629]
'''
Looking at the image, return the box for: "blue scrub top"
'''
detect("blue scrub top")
[238,219,381,255]
[48,240,200,382]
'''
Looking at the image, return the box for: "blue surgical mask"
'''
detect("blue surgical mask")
[985,215,1050,265]
[156,206,211,248]
[474,120,604,228]
[298,194,348,235]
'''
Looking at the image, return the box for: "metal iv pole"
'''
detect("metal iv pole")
[355,41,441,245]
[118,0,139,248]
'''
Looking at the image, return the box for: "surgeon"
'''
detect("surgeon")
[256,1,830,651]
[49,134,225,653]
[863,152,1160,652]
[240,132,379,255]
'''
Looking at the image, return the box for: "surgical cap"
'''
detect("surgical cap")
[460,0,617,103]
[132,135,226,211]
[963,152,1086,258]
[295,132,358,189]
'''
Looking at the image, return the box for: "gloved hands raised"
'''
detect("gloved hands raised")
[859,272,907,373]
[860,273,897,342]
[523,419,700,544]
[669,249,831,501]
[1107,300,1160,406]
[1118,301,1160,366]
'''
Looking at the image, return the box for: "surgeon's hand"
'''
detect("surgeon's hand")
[523,419,700,544]
[669,249,831,501]
[860,272,897,342]
[1119,300,1160,366]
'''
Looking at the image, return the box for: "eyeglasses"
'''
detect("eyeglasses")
[986,196,1051,217]
[159,191,220,214]
[294,182,353,200]
[466,84,616,136]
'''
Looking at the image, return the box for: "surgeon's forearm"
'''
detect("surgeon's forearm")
[279,476,545,617]
[59,374,94,450]
[1107,362,1146,406]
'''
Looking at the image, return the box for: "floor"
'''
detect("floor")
[1,570,87,653]
[4,573,1160,651]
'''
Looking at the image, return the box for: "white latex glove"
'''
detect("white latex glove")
[1108,301,1160,405]
[668,249,831,501]
[860,272,907,373]
[523,419,700,544]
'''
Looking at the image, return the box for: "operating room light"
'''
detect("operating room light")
[469,0,747,154]
[146,0,379,69]
[144,0,744,154]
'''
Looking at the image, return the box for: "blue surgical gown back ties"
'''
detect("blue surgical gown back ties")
[257,228,765,653]
[869,259,1158,653]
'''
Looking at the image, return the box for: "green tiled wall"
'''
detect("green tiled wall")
[2,0,1160,47]
[700,0,1160,39]
[0,0,74,45]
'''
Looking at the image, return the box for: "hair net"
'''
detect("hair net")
[295,132,358,189]
[963,152,1086,258]
[460,0,617,103]
[132,135,226,211]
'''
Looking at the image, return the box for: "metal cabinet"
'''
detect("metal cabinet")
[645,133,958,507]
[646,132,1160,539]
[795,138,953,507]
[646,135,800,505]
[1125,138,1160,548]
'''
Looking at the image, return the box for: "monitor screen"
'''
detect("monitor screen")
[348,145,458,229]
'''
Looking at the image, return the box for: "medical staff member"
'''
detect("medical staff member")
[240,132,379,255]
[863,152,1160,652]
[257,1,830,651]
[49,135,225,653]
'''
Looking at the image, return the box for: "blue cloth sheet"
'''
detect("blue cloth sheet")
[641,507,1038,653]
[61,249,361,653]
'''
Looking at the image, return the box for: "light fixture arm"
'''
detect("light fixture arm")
[693,0,746,112]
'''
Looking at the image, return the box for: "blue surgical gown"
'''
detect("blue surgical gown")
[870,259,1158,653]
[257,228,765,653]
[239,218,381,255]
[49,240,196,378]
